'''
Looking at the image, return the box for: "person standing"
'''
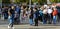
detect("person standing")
[15,5,21,24]
[34,8,39,26]
[42,7,48,24]
[47,7,53,24]
[52,7,58,24]
[3,6,8,20]
[29,8,34,25]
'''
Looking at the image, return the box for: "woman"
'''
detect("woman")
[29,8,34,25]
[52,7,58,24]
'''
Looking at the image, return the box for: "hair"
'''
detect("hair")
[35,8,37,10]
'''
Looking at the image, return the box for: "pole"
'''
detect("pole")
[47,0,51,4]
[12,0,14,3]
[29,0,31,8]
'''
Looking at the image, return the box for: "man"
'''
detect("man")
[3,6,8,20]
[47,7,53,24]
[8,6,15,29]
[14,5,21,24]
[34,8,39,26]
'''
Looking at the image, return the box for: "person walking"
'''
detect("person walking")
[8,6,15,29]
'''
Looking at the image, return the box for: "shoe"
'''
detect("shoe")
[8,25,10,29]
[12,27,15,29]
[34,24,38,26]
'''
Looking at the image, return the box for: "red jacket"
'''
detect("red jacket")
[52,10,58,16]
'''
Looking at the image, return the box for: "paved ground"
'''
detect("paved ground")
[0,15,60,29]
[0,25,60,29]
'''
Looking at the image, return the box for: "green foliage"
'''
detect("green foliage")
[32,0,38,3]
[2,0,10,4]
[14,0,29,4]
[50,0,60,3]
[2,0,60,4]
[39,0,47,5]
[0,0,2,3]
[58,0,60,2]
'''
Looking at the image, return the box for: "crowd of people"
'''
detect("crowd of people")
[0,3,60,28]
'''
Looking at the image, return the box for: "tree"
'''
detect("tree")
[57,0,60,2]
[39,0,47,5]
[14,0,29,4]
[50,0,60,3]
[0,0,2,3]
[32,0,38,3]
[2,0,10,4]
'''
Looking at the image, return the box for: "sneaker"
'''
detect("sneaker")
[12,27,15,29]
[8,25,10,29]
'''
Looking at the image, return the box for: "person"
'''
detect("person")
[14,5,21,24]
[42,7,48,24]
[47,6,53,24]
[56,6,60,22]
[14,11,19,24]
[52,7,58,24]
[22,7,27,22]
[3,6,8,20]
[34,8,39,26]
[29,8,34,25]
[0,7,2,18]
[39,7,43,22]
[8,6,15,29]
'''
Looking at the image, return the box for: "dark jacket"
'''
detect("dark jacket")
[34,10,39,18]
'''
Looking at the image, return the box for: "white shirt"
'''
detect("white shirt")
[43,9,47,14]
[47,9,53,14]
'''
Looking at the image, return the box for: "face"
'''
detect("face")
[11,6,14,9]
[21,6,23,10]
[33,8,36,12]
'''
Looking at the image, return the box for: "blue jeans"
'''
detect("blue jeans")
[53,15,57,24]
[4,13,8,19]
[8,15,14,27]
[29,19,33,25]
[42,14,47,24]
[48,14,52,24]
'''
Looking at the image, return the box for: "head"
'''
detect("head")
[33,8,37,12]
[11,6,14,9]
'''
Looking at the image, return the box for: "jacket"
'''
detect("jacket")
[52,10,58,16]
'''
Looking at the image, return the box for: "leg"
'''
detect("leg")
[53,16,56,24]
[29,18,33,25]
[43,14,47,24]
[35,18,38,26]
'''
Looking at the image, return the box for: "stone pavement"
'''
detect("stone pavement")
[0,24,60,29]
